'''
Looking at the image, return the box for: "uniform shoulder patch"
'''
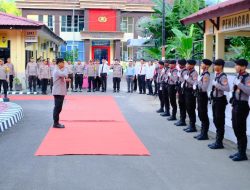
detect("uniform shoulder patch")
[203,76,209,82]
[222,78,228,85]
[247,80,250,87]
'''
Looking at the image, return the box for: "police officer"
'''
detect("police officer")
[167,60,178,121]
[137,59,147,94]
[0,58,9,99]
[74,60,84,92]
[5,58,15,91]
[175,59,188,126]
[229,59,250,161]
[87,60,96,92]
[153,60,159,95]
[66,61,74,91]
[208,59,230,149]
[95,60,101,91]
[99,58,109,92]
[50,59,56,93]
[156,61,165,113]
[26,57,38,93]
[110,59,123,93]
[39,59,51,95]
[183,60,198,133]
[160,60,170,117]
[194,59,212,140]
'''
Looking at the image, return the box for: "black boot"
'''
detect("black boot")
[167,115,177,121]
[197,133,209,140]
[232,142,248,161]
[193,134,201,139]
[156,108,164,113]
[175,120,187,126]
[185,127,197,133]
[160,111,170,117]
[53,123,65,128]
[229,152,240,159]
[197,127,209,140]
[208,133,224,149]
[232,154,248,161]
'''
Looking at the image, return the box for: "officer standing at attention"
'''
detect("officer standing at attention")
[39,59,51,95]
[26,57,38,93]
[110,59,123,93]
[137,59,147,94]
[229,59,250,161]
[194,59,212,140]
[0,58,9,99]
[50,59,56,93]
[175,59,188,126]
[99,58,109,92]
[5,58,15,91]
[167,60,178,121]
[66,61,74,91]
[125,60,135,93]
[156,61,165,113]
[74,60,84,92]
[160,60,170,117]
[87,60,96,92]
[52,58,70,128]
[94,60,101,91]
[183,60,198,133]
[153,60,159,95]
[208,59,230,149]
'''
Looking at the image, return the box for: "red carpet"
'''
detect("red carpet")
[35,96,150,156]
[10,95,54,101]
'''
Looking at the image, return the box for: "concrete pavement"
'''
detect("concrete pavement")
[0,80,250,190]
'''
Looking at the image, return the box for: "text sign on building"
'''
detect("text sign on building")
[222,11,250,32]
[92,40,110,46]
[25,31,38,43]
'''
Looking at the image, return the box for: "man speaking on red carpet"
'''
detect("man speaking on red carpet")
[52,58,70,129]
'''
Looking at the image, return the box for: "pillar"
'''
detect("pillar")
[215,32,225,60]
[114,40,121,60]
[203,34,213,60]
[84,39,90,62]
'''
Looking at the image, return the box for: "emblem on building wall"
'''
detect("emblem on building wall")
[98,16,108,23]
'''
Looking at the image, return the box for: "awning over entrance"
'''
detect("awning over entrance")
[180,0,250,25]
[127,39,154,47]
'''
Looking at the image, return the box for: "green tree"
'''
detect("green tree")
[138,0,206,59]
[227,37,250,62]
[65,50,79,63]
[0,0,21,16]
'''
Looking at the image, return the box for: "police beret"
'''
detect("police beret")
[178,59,187,66]
[214,59,225,66]
[159,61,164,66]
[170,60,177,64]
[187,59,196,65]
[235,59,248,67]
[202,59,212,66]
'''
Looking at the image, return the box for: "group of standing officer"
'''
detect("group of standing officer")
[155,58,250,162]
[0,57,15,99]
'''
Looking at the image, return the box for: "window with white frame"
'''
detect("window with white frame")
[121,17,134,33]
[61,15,84,32]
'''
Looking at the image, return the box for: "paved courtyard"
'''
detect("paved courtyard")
[0,80,250,190]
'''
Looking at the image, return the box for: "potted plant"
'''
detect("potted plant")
[14,77,22,91]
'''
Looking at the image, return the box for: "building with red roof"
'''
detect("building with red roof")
[180,0,250,60]
[0,11,64,85]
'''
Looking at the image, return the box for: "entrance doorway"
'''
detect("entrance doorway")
[92,46,110,64]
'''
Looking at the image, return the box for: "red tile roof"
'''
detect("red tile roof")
[180,0,250,25]
[0,11,43,27]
